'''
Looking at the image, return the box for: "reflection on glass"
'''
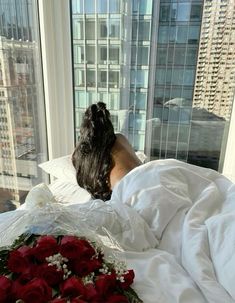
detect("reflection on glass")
[86,70,96,87]
[74,69,85,86]
[71,0,235,174]
[99,20,108,38]
[84,0,95,14]
[109,19,120,38]
[97,0,107,14]
[74,45,85,63]
[0,0,47,212]
[72,0,83,14]
[109,46,119,64]
[85,20,95,40]
[73,19,84,40]
[109,0,120,14]
[109,71,119,88]
[86,45,95,64]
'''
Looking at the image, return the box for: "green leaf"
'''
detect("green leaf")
[124,287,144,303]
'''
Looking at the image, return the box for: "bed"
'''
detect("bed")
[0,159,235,303]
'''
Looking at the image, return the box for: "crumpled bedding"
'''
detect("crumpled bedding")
[0,159,235,303]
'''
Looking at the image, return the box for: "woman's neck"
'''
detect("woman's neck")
[110,134,141,189]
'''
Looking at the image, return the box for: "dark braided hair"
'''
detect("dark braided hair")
[72,102,116,201]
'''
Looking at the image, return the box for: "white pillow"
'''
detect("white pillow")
[38,152,147,185]
[39,154,77,184]
[49,179,91,204]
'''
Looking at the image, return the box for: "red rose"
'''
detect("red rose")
[84,283,100,301]
[36,264,64,286]
[7,249,30,273]
[60,276,86,298]
[49,299,67,303]
[18,265,37,283]
[60,236,95,260]
[95,273,116,296]
[19,278,52,303]
[34,236,58,262]
[119,270,135,289]
[11,279,24,300]
[71,299,88,303]
[71,259,94,277]
[106,294,129,303]
[0,276,12,303]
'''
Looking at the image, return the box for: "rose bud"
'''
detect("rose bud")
[0,276,12,302]
[33,236,58,262]
[19,278,52,303]
[60,276,86,298]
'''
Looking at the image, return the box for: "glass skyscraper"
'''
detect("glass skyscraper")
[71,0,235,172]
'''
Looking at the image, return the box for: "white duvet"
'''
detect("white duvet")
[0,159,235,303]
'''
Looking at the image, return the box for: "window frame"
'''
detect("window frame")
[38,0,235,183]
[38,0,74,159]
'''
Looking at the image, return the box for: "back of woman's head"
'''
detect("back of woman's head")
[72,102,116,201]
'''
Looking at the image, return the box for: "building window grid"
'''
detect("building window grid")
[156,1,200,160]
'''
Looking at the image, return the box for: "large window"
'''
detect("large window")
[70,0,235,183]
[0,0,47,212]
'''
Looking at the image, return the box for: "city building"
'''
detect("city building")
[72,0,234,171]
[0,0,47,210]
[193,0,235,120]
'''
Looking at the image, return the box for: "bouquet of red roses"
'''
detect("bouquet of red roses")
[0,233,143,303]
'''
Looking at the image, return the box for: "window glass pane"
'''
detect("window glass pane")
[188,26,200,44]
[86,70,96,87]
[84,0,95,14]
[109,46,120,64]
[158,26,169,43]
[75,91,87,108]
[109,71,119,88]
[74,45,85,63]
[183,69,195,86]
[97,0,108,14]
[177,3,191,21]
[98,70,107,87]
[74,69,85,86]
[190,4,202,21]
[87,92,96,104]
[157,48,167,65]
[160,5,170,22]
[109,0,120,14]
[73,19,84,39]
[109,93,119,110]
[72,0,83,14]
[186,48,198,65]
[86,45,95,64]
[172,69,184,85]
[174,48,186,65]
[137,46,149,65]
[98,46,107,64]
[131,70,148,88]
[109,19,120,38]
[155,68,166,85]
[139,21,151,40]
[176,26,188,43]
[99,20,108,38]
[85,20,95,39]
[0,0,47,211]
[140,0,152,15]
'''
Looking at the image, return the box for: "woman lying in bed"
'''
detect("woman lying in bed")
[72,101,142,201]
[72,102,235,303]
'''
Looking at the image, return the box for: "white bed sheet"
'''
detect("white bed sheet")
[1,159,235,303]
